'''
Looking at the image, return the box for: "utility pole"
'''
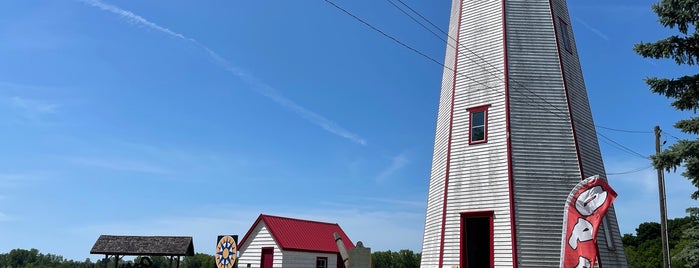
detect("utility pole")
[655,125,671,268]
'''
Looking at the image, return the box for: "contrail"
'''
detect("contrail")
[78,0,367,145]
[574,17,610,41]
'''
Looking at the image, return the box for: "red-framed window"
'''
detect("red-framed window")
[558,17,572,53]
[316,256,328,268]
[460,210,494,268]
[468,105,490,144]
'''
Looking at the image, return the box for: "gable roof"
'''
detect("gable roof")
[239,214,355,254]
[90,235,195,256]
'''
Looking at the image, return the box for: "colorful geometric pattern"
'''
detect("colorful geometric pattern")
[216,235,237,268]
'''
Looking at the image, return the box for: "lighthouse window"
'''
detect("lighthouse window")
[468,105,489,144]
[558,18,572,52]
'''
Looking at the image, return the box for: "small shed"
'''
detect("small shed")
[90,235,194,267]
[237,214,355,268]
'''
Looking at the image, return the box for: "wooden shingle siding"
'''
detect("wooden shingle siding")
[90,235,194,256]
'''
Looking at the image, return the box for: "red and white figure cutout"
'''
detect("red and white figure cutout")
[560,176,617,268]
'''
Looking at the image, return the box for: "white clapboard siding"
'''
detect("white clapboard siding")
[422,0,512,266]
[282,251,338,268]
[421,0,628,267]
[237,222,283,268]
[548,0,627,266]
[419,0,461,266]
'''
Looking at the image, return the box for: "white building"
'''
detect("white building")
[237,214,355,268]
[420,0,628,267]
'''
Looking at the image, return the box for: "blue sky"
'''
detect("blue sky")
[0,0,697,261]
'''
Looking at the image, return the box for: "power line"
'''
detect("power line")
[322,0,499,90]
[386,0,656,160]
[595,125,653,134]
[598,132,650,160]
[385,0,656,143]
[664,131,683,141]
[324,0,650,160]
[606,165,653,175]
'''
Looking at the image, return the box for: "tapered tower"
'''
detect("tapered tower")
[420,0,628,267]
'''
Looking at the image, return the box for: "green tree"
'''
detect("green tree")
[182,253,215,268]
[134,256,170,268]
[634,0,699,199]
[623,215,697,268]
[673,207,699,267]
[371,249,420,268]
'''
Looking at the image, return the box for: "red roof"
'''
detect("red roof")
[238,214,355,254]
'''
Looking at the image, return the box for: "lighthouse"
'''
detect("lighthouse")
[420,0,628,267]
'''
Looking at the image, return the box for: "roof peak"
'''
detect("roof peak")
[259,214,339,226]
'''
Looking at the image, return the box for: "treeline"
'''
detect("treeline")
[0,247,420,268]
[623,208,699,268]
[371,249,420,268]
[3,213,697,268]
[0,249,214,268]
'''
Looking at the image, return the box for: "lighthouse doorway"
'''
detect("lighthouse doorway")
[461,211,493,268]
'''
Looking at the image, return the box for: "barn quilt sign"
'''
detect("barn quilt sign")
[216,235,238,268]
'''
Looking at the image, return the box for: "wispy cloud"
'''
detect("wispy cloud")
[10,96,60,114]
[64,156,172,174]
[377,153,409,181]
[0,172,47,188]
[574,17,610,41]
[361,196,424,208]
[0,212,12,222]
[78,0,366,145]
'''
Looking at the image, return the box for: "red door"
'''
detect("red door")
[260,247,274,268]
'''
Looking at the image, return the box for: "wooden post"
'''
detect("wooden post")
[655,126,671,268]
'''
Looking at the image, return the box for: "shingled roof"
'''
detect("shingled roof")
[238,214,355,254]
[90,235,195,256]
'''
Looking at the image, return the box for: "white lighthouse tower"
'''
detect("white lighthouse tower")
[420,0,628,267]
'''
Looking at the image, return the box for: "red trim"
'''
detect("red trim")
[467,105,491,145]
[549,8,585,180]
[549,3,599,267]
[548,7,584,181]
[459,210,495,268]
[438,1,465,266]
[502,0,519,267]
[238,214,354,254]
[237,215,265,250]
